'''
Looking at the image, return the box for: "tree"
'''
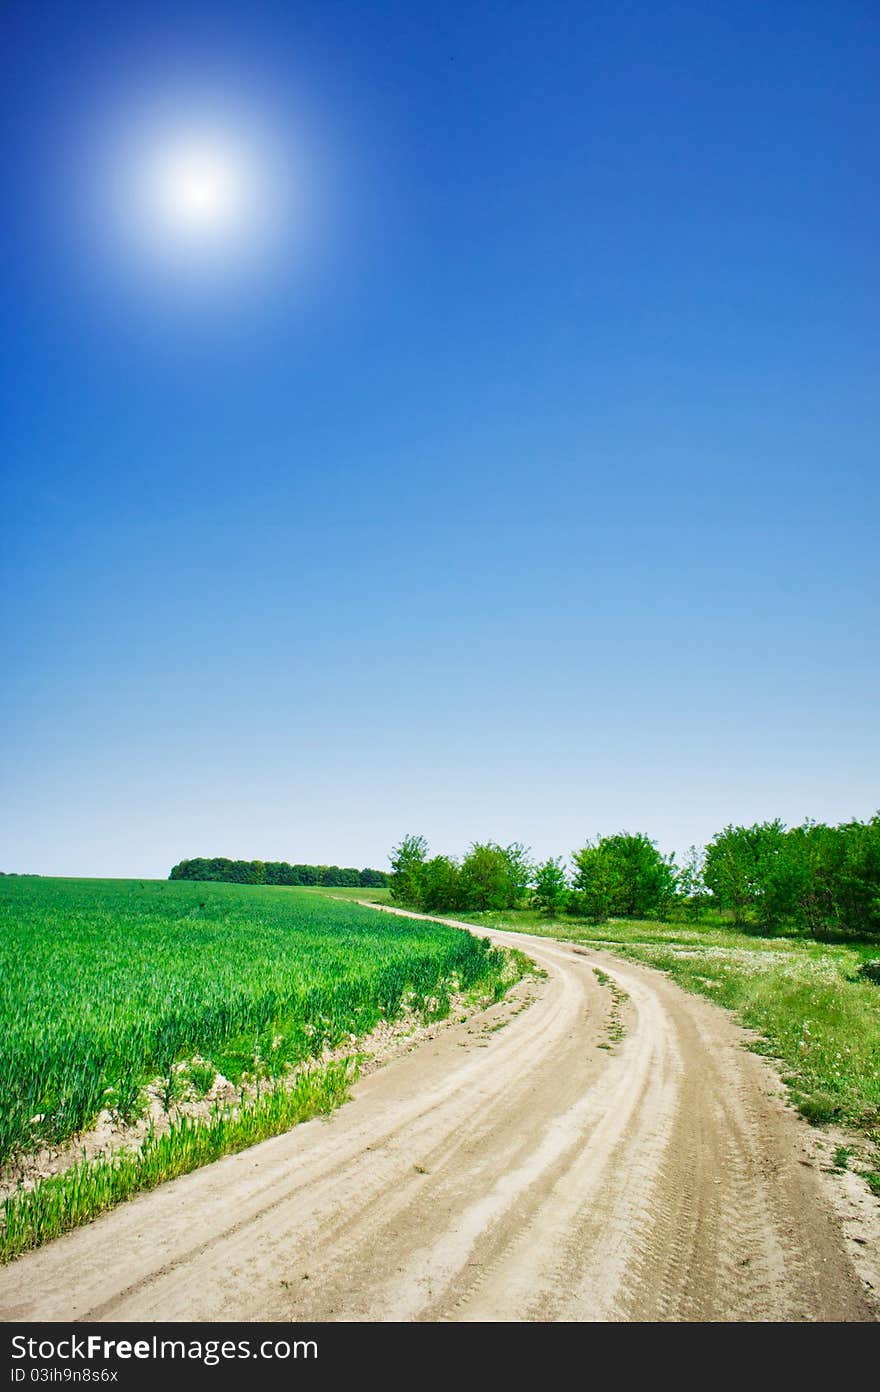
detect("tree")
[503,843,534,905]
[532,857,569,916]
[389,834,429,906]
[229,860,255,884]
[829,813,880,938]
[420,855,461,912]
[458,842,533,912]
[703,821,787,925]
[359,867,389,888]
[168,857,388,888]
[571,833,676,920]
[568,841,612,920]
[318,865,338,886]
[789,814,880,939]
[701,815,880,937]
[676,845,709,921]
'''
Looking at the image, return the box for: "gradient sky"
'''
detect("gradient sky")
[2,0,878,877]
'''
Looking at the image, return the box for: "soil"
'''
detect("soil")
[0,912,876,1322]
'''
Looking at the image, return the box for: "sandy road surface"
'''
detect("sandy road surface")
[0,912,876,1322]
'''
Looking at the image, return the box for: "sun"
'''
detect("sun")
[142,134,254,245]
[98,104,296,284]
[74,84,324,303]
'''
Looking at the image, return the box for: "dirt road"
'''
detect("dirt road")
[0,914,875,1321]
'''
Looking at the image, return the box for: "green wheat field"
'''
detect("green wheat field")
[0,876,514,1259]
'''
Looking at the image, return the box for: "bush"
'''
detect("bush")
[570,833,676,921]
[704,815,880,939]
[458,842,532,912]
[532,857,569,916]
[703,822,786,925]
[389,834,429,907]
[383,813,880,940]
[676,845,709,921]
[420,856,462,913]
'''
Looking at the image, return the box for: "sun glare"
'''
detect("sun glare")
[84,94,307,296]
[124,121,276,272]
[65,71,346,315]
[140,133,257,248]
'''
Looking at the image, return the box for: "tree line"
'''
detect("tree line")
[168,858,389,888]
[388,813,880,940]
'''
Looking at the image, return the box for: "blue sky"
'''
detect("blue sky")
[2,1,878,876]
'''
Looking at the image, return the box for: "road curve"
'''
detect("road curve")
[0,912,875,1322]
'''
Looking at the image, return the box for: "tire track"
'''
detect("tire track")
[0,915,874,1323]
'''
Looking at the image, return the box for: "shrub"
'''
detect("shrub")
[570,833,676,921]
[532,857,569,916]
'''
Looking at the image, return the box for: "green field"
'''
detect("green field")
[0,876,510,1169]
[301,884,392,904]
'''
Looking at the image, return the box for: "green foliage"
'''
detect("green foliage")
[420,855,462,913]
[358,867,389,889]
[702,821,786,925]
[384,812,880,937]
[676,845,709,921]
[0,877,510,1168]
[169,858,389,889]
[389,834,429,905]
[458,842,532,912]
[704,815,880,938]
[387,837,532,914]
[570,833,676,921]
[532,857,570,916]
[183,1059,218,1097]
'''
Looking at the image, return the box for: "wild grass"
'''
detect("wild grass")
[450,907,880,1164]
[593,968,628,1048]
[1,1061,352,1262]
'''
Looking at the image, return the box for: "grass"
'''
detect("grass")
[0,877,511,1167]
[593,968,628,1048]
[443,906,880,1177]
[301,885,393,905]
[1,1062,353,1263]
[0,876,519,1260]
